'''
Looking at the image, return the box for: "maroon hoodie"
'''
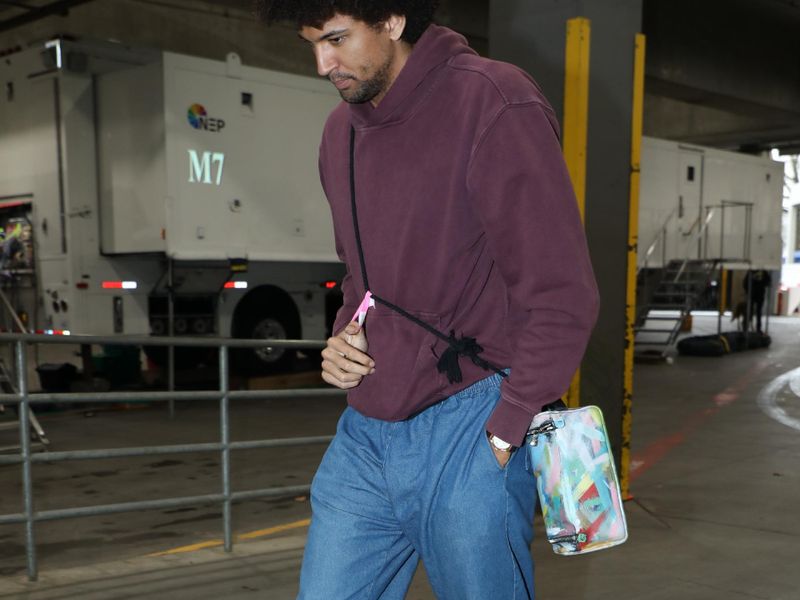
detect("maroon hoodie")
[319,25,599,446]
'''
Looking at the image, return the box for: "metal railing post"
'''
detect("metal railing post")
[168,257,176,418]
[719,204,725,266]
[16,340,38,581]
[745,271,753,343]
[746,205,753,261]
[765,282,772,335]
[219,344,232,552]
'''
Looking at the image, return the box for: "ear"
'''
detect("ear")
[384,14,407,41]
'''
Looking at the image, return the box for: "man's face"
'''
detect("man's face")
[299,15,397,105]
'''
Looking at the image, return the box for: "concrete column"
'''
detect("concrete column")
[489,0,644,463]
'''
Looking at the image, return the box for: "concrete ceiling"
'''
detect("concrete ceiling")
[642,0,800,152]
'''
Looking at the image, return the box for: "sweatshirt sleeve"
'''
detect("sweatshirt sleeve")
[319,149,359,335]
[466,102,600,446]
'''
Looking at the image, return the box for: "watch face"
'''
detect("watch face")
[491,436,512,451]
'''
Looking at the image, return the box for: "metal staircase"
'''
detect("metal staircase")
[0,359,49,453]
[0,286,49,453]
[634,258,720,359]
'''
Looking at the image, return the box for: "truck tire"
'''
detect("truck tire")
[232,289,299,375]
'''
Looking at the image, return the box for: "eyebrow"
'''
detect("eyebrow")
[298,28,348,43]
[319,28,348,41]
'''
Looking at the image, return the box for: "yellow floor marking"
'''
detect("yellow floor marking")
[147,518,311,557]
[237,518,311,540]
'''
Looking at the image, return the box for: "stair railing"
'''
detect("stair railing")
[0,286,29,334]
[638,209,676,274]
[0,285,48,448]
[672,208,716,282]
[715,200,754,263]
[0,285,29,389]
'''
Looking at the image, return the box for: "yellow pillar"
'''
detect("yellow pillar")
[621,33,646,500]
[562,17,591,408]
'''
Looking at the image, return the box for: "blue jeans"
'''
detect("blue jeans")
[298,374,537,599]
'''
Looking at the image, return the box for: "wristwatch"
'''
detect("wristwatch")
[488,433,513,452]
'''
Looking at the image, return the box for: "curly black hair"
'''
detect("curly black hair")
[255,0,439,44]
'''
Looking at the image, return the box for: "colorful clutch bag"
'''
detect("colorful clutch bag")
[527,405,628,555]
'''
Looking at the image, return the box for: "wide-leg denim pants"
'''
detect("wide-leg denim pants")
[298,373,537,599]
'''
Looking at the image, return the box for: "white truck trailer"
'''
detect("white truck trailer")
[638,137,783,271]
[0,39,344,372]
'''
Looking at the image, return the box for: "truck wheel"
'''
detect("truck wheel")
[251,316,292,364]
[233,308,297,375]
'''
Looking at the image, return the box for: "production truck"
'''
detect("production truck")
[0,39,344,372]
[634,136,783,354]
[637,137,783,271]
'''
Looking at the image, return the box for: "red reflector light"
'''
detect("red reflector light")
[76,282,89,290]
[35,329,71,336]
[224,281,248,289]
[324,281,337,289]
[102,281,137,290]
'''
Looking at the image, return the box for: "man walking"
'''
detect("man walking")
[258,2,599,597]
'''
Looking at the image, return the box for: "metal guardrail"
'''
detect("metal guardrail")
[0,331,344,582]
[638,209,675,274]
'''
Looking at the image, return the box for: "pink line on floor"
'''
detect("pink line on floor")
[629,362,765,483]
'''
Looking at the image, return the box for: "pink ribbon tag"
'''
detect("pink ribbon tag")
[351,291,375,326]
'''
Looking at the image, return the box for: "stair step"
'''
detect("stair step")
[0,421,19,431]
[641,316,683,321]
[646,304,688,310]
[0,441,45,454]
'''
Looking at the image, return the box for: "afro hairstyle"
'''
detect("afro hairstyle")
[255,0,439,44]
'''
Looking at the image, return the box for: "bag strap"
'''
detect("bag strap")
[348,126,507,383]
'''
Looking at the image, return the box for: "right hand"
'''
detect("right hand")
[321,321,375,390]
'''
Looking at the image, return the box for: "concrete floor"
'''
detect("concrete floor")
[1,315,799,599]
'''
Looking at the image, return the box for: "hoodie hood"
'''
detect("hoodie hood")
[349,25,476,128]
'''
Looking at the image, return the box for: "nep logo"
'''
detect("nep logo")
[187,103,225,132]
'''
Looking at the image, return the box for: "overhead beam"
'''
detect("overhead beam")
[0,1,37,12]
[643,0,800,117]
[0,0,95,33]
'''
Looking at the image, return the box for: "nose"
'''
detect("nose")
[314,45,336,78]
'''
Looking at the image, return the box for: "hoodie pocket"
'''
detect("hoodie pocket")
[347,308,447,416]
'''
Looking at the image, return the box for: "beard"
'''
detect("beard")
[332,58,392,104]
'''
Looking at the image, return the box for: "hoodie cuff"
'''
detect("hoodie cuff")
[485,398,535,448]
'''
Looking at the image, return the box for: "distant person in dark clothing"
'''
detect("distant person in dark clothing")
[743,270,772,332]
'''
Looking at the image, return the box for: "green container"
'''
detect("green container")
[92,345,141,385]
